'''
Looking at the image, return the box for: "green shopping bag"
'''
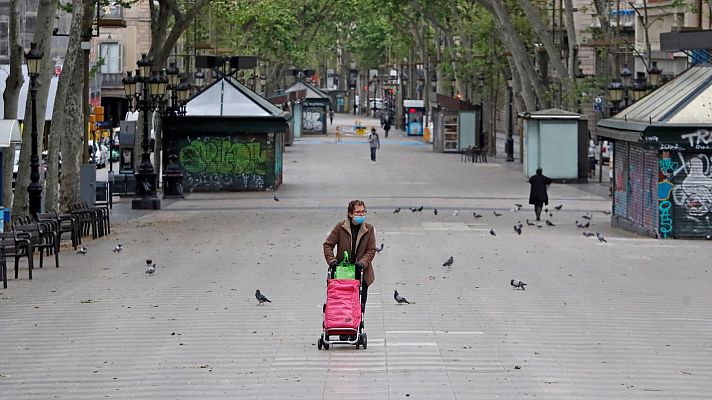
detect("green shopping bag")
[334,251,356,279]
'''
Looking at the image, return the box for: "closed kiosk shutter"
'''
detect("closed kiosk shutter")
[613,141,629,217]
[671,152,712,238]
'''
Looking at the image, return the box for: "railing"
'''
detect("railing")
[101,73,124,88]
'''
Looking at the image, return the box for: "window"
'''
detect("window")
[100,42,121,74]
[100,3,122,19]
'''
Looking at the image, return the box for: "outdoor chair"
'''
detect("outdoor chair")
[0,231,34,280]
[0,246,6,289]
[461,146,472,162]
[13,223,59,270]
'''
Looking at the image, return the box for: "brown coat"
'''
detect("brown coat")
[323,220,377,286]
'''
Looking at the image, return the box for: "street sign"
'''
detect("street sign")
[593,96,603,112]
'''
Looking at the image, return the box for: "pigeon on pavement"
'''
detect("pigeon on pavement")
[526,219,535,226]
[417,206,423,212]
[473,212,483,218]
[602,210,611,215]
[452,209,460,216]
[555,204,563,210]
[273,195,279,202]
[575,220,585,229]
[583,221,590,228]
[493,211,502,217]
[490,228,497,236]
[511,279,527,290]
[582,231,595,237]
[545,219,556,226]
[434,208,438,215]
[376,243,384,253]
[146,264,156,275]
[146,259,153,266]
[394,208,401,214]
[536,224,543,229]
[596,232,607,242]
[255,290,271,304]
[442,256,454,267]
[514,203,523,208]
[514,225,522,235]
[77,246,87,255]
[112,244,123,253]
[582,214,593,220]
[394,290,410,304]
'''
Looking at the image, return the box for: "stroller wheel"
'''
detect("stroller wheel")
[322,303,326,313]
[318,336,323,350]
[362,333,367,349]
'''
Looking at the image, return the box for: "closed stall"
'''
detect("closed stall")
[599,65,712,238]
[163,76,287,192]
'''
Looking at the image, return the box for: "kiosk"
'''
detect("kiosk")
[404,99,425,136]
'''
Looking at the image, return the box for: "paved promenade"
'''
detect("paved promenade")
[1,113,710,399]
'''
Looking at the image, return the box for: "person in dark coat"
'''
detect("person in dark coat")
[529,167,553,221]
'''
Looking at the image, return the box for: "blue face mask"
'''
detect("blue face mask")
[353,215,366,224]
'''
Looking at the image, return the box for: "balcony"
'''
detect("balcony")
[101,73,124,89]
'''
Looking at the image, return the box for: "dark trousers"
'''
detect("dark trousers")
[370,147,377,162]
[361,283,368,307]
[534,203,543,220]
[384,128,390,137]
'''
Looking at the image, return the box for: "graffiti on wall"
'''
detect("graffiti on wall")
[178,136,270,191]
[658,151,712,237]
[302,107,325,133]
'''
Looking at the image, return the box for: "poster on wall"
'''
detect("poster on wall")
[302,101,326,134]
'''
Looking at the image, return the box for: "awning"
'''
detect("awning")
[0,119,22,147]
[0,65,59,121]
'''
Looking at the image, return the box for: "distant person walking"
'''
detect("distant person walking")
[529,167,552,221]
[383,119,391,138]
[329,109,334,125]
[368,128,380,164]
[588,139,596,178]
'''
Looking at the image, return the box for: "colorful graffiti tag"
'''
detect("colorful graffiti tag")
[178,136,271,191]
[658,151,712,237]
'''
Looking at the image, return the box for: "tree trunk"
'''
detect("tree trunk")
[563,0,578,80]
[516,0,574,109]
[47,0,90,211]
[2,0,24,212]
[13,0,58,218]
[483,0,545,109]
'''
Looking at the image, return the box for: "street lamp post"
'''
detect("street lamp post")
[449,77,455,98]
[648,61,662,89]
[607,78,624,116]
[477,74,486,153]
[620,64,632,108]
[25,42,43,215]
[123,53,166,209]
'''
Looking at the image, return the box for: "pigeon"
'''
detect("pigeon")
[554,204,563,210]
[583,221,590,228]
[442,256,454,267]
[596,232,607,243]
[112,244,123,253]
[77,246,87,255]
[473,212,483,218]
[544,208,549,213]
[416,206,423,212]
[514,225,522,235]
[434,208,438,216]
[517,221,524,228]
[273,195,279,202]
[145,264,156,275]
[493,211,502,217]
[526,219,535,226]
[514,203,523,208]
[545,219,555,226]
[602,210,611,215]
[452,209,460,216]
[376,243,384,253]
[511,279,527,290]
[394,290,410,304]
[582,231,595,237]
[146,259,153,266]
[582,214,593,220]
[489,228,496,236]
[536,224,543,229]
[255,289,271,304]
[549,212,554,218]
[575,220,585,229]
[393,208,401,214]
[513,204,521,211]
